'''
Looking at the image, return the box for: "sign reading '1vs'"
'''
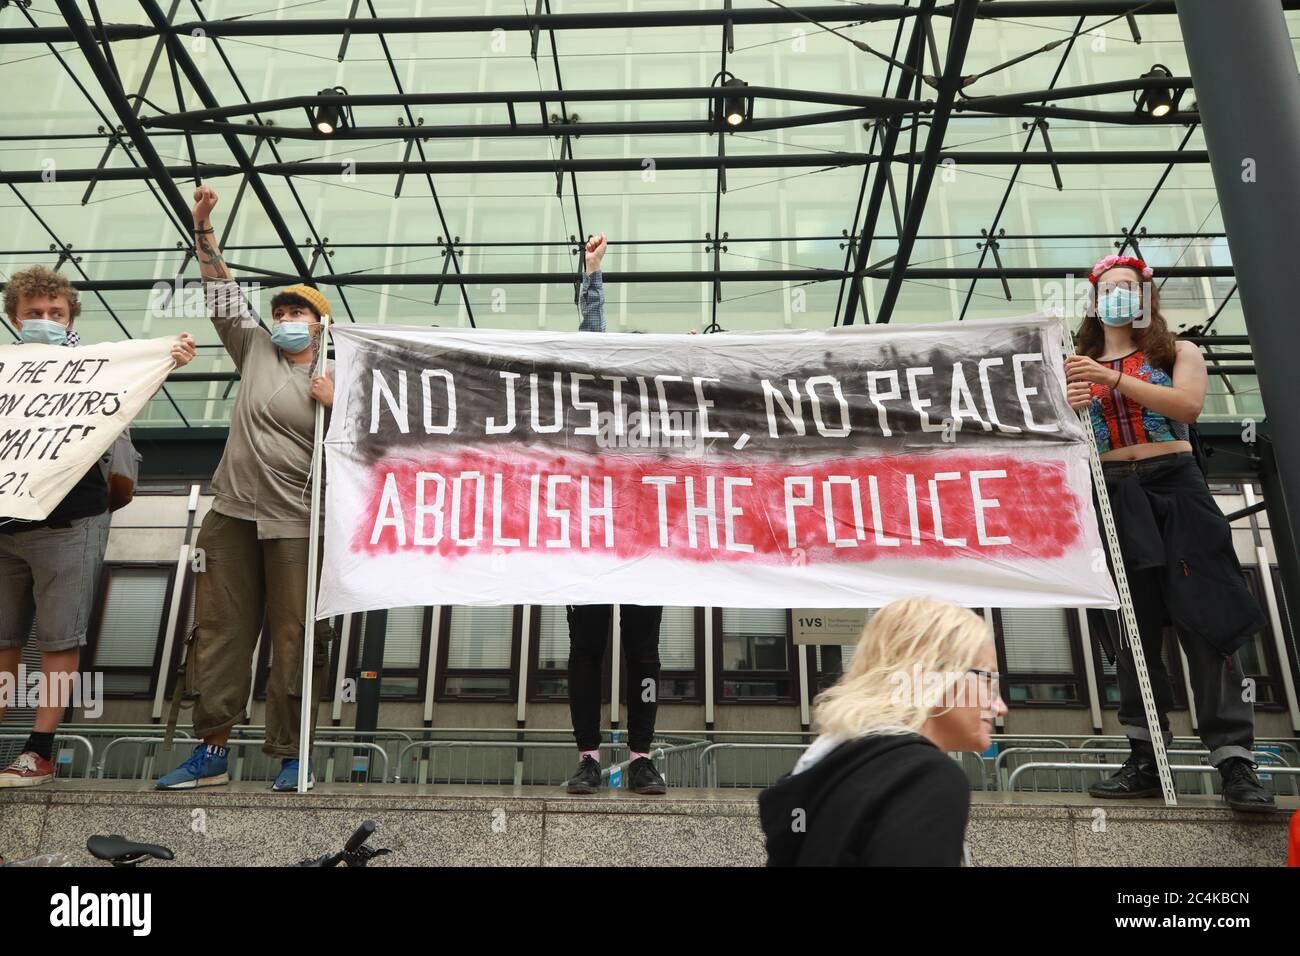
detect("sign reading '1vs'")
[316,317,1119,617]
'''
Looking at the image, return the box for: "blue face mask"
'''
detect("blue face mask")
[271,321,313,353]
[20,318,68,346]
[1097,287,1143,327]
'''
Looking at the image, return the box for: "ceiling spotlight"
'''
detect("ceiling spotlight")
[1134,65,1180,119]
[311,86,353,135]
[710,71,754,130]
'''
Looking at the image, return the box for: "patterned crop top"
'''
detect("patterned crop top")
[1087,349,1189,454]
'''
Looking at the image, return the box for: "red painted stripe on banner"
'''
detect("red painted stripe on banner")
[351,448,1082,564]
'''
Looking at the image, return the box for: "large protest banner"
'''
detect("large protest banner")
[0,338,175,520]
[317,316,1119,616]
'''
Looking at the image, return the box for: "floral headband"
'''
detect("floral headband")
[1089,254,1154,285]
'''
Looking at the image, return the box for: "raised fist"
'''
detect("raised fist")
[192,185,219,225]
[585,232,608,272]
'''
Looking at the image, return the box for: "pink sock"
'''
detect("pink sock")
[629,751,650,762]
[580,749,601,762]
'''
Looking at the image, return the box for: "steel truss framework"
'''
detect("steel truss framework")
[0,2,1285,343]
[2,0,1298,715]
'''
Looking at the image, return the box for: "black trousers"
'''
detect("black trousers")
[1101,454,1258,767]
[1115,567,1256,765]
[567,604,662,754]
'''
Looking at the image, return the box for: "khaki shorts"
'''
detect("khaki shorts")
[0,511,112,653]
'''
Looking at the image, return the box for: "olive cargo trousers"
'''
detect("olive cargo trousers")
[184,509,332,758]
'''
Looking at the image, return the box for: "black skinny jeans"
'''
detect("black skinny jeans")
[566,604,663,754]
[1102,453,1258,766]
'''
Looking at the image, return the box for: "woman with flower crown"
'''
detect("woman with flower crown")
[1063,254,1272,812]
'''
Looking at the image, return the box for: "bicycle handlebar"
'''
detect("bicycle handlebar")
[343,820,376,855]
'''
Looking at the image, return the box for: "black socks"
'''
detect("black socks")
[24,731,55,761]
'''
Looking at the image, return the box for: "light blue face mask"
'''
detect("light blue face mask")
[271,321,313,353]
[1097,287,1143,327]
[20,318,68,346]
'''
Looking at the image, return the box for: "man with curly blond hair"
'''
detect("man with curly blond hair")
[0,265,196,788]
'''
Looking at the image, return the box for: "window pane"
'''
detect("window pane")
[659,606,695,670]
[815,643,859,691]
[101,674,150,695]
[814,609,872,686]
[381,677,420,697]
[721,608,788,672]
[1238,568,1274,689]
[537,606,568,670]
[1000,608,1073,673]
[1007,681,1080,704]
[447,606,514,669]
[660,677,696,698]
[534,674,568,697]
[444,675,511,697]
[722,677,791,699]
[356,608,426,671]
[95,567,168,670]
[383,606,426,669]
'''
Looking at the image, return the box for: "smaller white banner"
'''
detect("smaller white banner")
[0,337,176,520]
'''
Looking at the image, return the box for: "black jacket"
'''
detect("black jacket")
[758,733,970,867]
[0,460,107,534]
[1090,453,1265,659]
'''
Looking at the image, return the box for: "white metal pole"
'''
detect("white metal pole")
[298,312,331,793]
[153,484,200,721]
[1244,485,1300,731]
[610,604,621,746]
[1075,608,1104,732]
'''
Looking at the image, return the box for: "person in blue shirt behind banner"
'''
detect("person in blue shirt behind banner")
[563,234,669,796]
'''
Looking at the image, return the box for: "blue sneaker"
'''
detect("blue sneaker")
[272,758,315,792]
[155,743,229,790]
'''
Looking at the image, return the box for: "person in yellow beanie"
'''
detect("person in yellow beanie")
[156,185,334,792]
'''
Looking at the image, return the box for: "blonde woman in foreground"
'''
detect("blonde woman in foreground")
[759,597,1007,866]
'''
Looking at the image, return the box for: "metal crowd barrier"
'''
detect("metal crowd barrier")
[997,745,1299,796]
[697,743,808,789]
[1074,735,1300,764]
[98,736,388,784]
[393,738,712,787]
[0,733,95,779]
[600,740,712,788]
[29,725,1300,795]
[395,740,593,785]
[695,742,994,791]
[1008,762,1300,794]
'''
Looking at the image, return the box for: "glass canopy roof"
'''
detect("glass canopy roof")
[3,1,1293,428]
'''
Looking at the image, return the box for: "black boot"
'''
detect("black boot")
[627,756,667,795]
[564,755,602,795]
[1219,758,1275,812]
[1088,740,1162,798]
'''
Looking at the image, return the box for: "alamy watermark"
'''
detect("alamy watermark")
[888,664,1000,717]
[148,278,264,328]
[594,409,706,457]
[1039,272,1154,327]
[0,666,104,719]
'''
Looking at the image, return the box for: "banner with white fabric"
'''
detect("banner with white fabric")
[316,316,1119,617]
[0,337,175,521]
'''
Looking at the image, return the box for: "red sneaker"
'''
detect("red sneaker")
[0,751,55,788]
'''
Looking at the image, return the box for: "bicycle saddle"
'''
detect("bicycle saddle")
[87,835,175,863]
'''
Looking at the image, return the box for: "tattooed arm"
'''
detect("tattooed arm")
[193,185,260,368]
[192,185,231,281]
